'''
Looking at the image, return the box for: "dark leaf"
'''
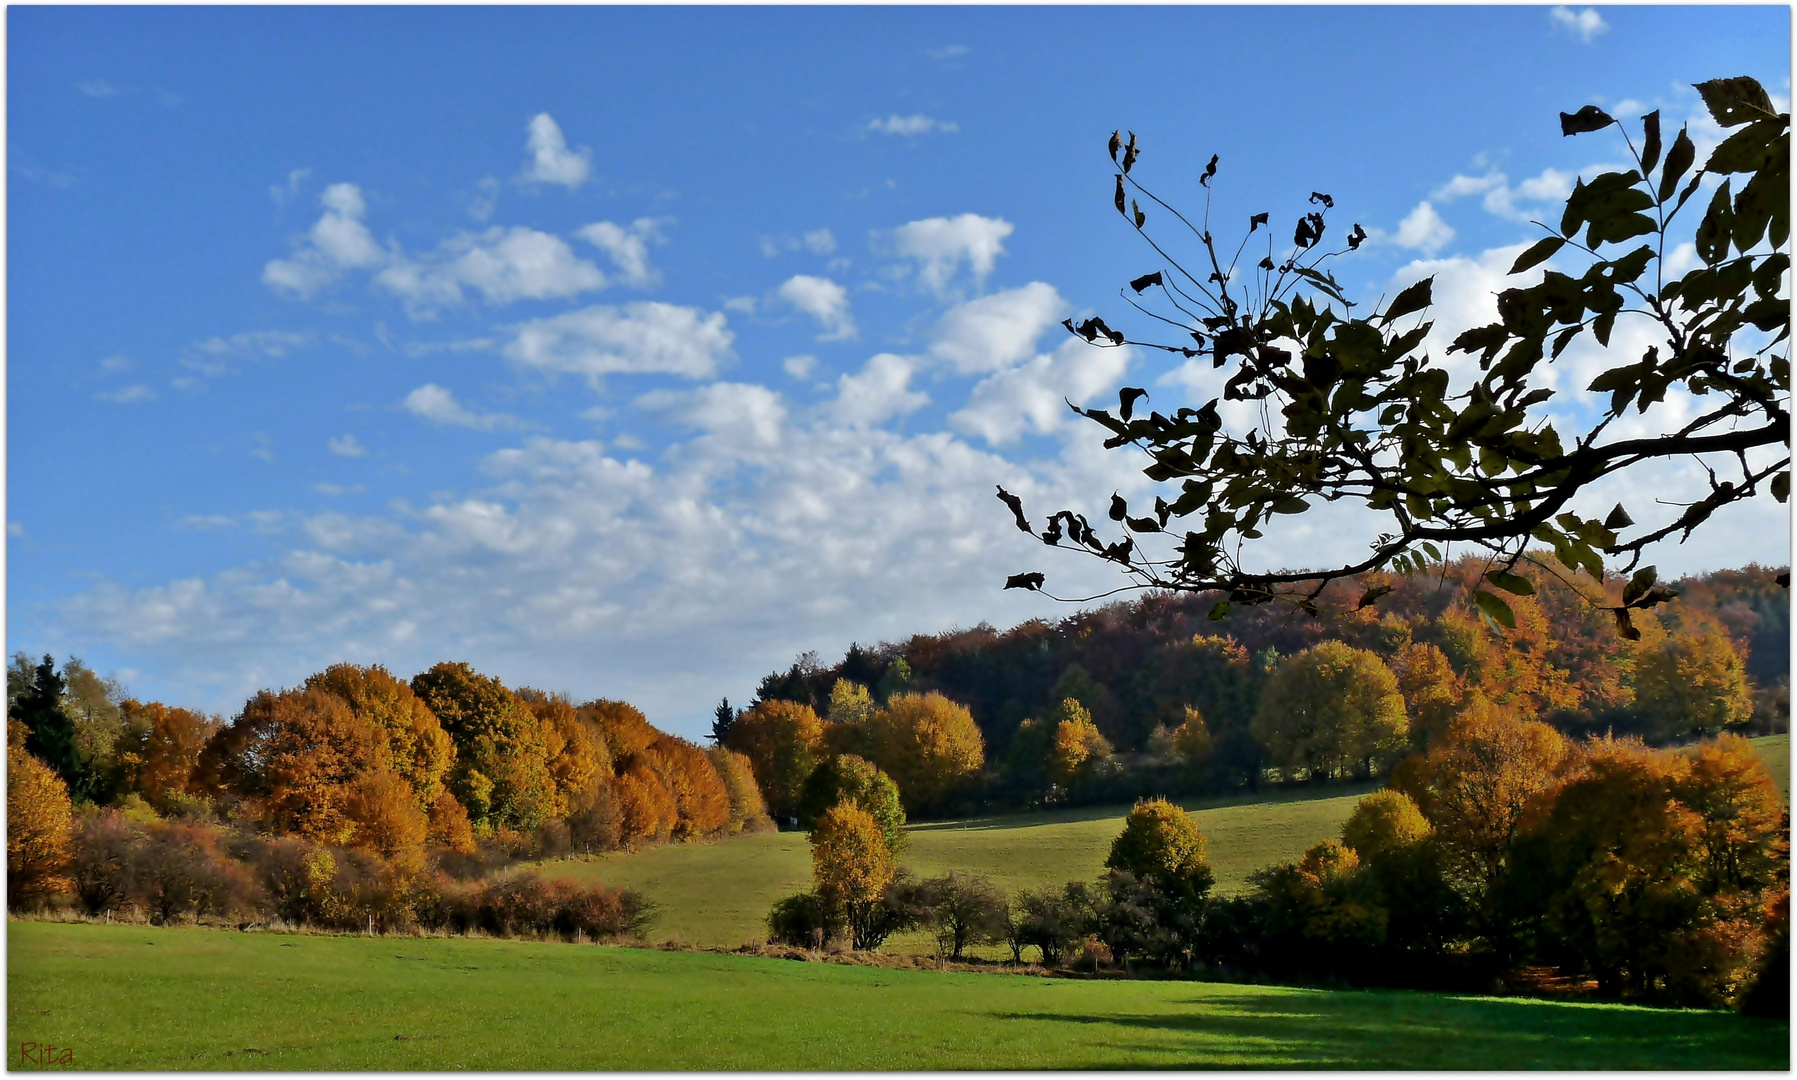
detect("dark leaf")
[1309,191,1335,208]
[1004,572,1045,592]
[1133,200,1146,229]
[1694,76,1776,128]
[1696,180,1735,264]
[1129,271,1163,293]
[1659,127,1696,201]
[1207,600,1230,621]
[1640,110,1662,173]
[1560,105,1615,136]
[1249,212,1269,232]
[1622,565,1658,606]
[1258,256,1276,271]
[1108,130,1122,164]
[1774,471,1790,504]
[1109,493,1128,521]
[1380,277,1434,325]
[1473,589,1516,628]
[1356,584,1393,610]
[1200,154,1219,187]
[995,486,1031,533]
[1347,223,1368,250]
[1484,569,1537,596]
[1510,236,1566,274]
[1118,387,1148,421]
[1114,174,1127,216]
[1122,131,1139,174]
[1612,607,1641,641]
[1603,503,1634,530]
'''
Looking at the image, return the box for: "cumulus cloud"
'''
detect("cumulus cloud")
[884,214,1014,294]
[377,227,607,310]
[832,354,929,427]
[928,282,1065,374]
[1432,167,1577,222]
[502,302,734,384]
[1550,6,1608,43]
[783,355,817,380]
[402,384,518,431]
[1392,201,1455,255]
[97,384,155,404]
[263,183,384,299]
[951,337,1131,445]
[777,275,857,340]
[867,114,959,136]
[575,219,669,287]
[327,434,367,458]
[521,113,591,188]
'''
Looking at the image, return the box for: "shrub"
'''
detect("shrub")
[914,872,1008,960]
[767,891,839,948]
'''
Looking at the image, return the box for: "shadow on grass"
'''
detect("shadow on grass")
[909,781,1381,835]
[992,987,1791,1070]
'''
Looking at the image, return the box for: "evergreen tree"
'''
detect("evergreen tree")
[710,698,736,745]
[14,655,89,802]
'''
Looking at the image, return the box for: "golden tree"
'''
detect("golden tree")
[707,746,773,834]
[810,801,897,949]
[646,735,731,840]
[306,664,454,808]
[1340,789,1433,863]
[1047,697,1112,788]
[1169,706,1213,770]
[865,691,985,813]
[200,687,386,846]
[7,744,73,907]
[343,767,429,865]
[1389,642,1464,751]
[724,699,826,823]
[1105,797,1213,900]
[410,662,554,831]
[1673,733,1786,894]
[117,700,216,812]
[1635,622,1754,737]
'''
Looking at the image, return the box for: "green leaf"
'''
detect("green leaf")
[1473,589,1516,628]
[1207,601,1231,622]
[1509,237,1566,275]
[1694,76,1777,128]
[1484,569,1537,596]
[1707,118,1785,174]
[1623,565,1658,606]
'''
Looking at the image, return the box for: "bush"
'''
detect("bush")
[70,811,260,924]
[914,872,1008,960]
[767,891,839,948]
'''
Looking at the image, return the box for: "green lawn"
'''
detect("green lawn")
[538,782,1378,949]
[1752,733,1788,797]
[9,921,1786,1070]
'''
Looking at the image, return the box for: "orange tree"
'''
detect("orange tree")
[996,78,1788,634]
[8,741,74,907]
[724,698,825,824]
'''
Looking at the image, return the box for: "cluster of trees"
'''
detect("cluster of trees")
[765,721,1787,1013]
[6,654,771,930]
[718,686,986,823]
[744,561,1785,813]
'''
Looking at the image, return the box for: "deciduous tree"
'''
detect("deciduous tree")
[797,754,905,853]
[8,743,74,906]
[410,662,554,832]
[1252,641,1408,779]
[307,664,454,808]
[724,699,825,824]
[1634,622,1754,738]
[865,692,985,813]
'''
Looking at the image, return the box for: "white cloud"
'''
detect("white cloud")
[1550,6,1608,43]
[521,113,591,188]
[263,183,384,299]
[378,226,607,310]
[951,337,1131,445]
[638,382,789,450]
[469,177,500,222]
[97,384,155,404]
[832,354,929,427]
[927,44,968,60]
[503,302,734,384]
[99,354,135,373]
[269,168,310,206]
[1432,167,1577,222]
[575,219,669,287]
[760,229,839,258]
[195,330,314,360]
[402,384,517,431]
[803,230,838,255]
[1392,201,1455,255]
[867,115,959,136]
[928,282,1065,374]
[783,355,818,380]
[885,214,1014,294]
[777,275,857,340]
[77,79,118,98]
[312,483,366,497]
[328,434,367,458]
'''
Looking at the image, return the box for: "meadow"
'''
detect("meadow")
[8,920,1788,1070]
[534,734,1790,949]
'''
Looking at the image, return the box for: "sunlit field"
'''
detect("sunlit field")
[9,921,1787,1070]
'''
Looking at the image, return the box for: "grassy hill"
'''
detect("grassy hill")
[541,734,1790,950]
[9,921,1786,1070]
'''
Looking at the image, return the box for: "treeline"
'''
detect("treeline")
[767,724,1788,1014]
[744,560,1788,814]
[6,656,774,934]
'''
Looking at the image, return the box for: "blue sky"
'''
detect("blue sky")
[8,5,1791,737]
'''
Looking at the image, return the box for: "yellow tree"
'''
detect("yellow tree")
[1635,623,1754,738]
[1170,706,1213,771]
[810,801,896,949]
[1340,789,1433,863]
[7,744,73,907]
[410,662,554,832]
[1673,733,1786,894]
[707,746,773,834]
[1105,797,1213,900]
[342,767,429,865]
[1252,641,1408,780]
[1047,697,1112,788]
[305,664,454,809]
[517,691,609,820]
[646,735,731,840]
[865,692,985,813]
[199,687,386,846]
[1389,642,1464,751]
[724,699,826,823]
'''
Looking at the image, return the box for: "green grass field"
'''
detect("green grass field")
[537,782,1378,949]
[8,921,1786,1070]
